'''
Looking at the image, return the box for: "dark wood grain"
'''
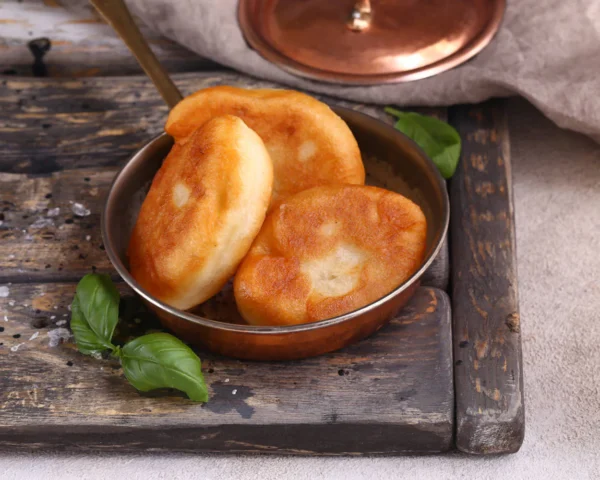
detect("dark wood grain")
[0,73,445,173]
[0,285,453,454]
[449,101,524,454]
[0,0,215,77]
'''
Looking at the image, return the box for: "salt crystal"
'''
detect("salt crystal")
[0,286,9,297]
[67,304,72,311]
[232,389,237,395]
[29,331,39,341]
[85,235,91,241]
[3,316,7,322]
[62,313,68,317]
[30,217,54,229]
[50,315,56,320]
[22,229,26,233]
[56,320,67,326]
[47,328,72,348]
[10,343,24,352]
[47,207,60,217]
[8,301,15,306]
[8,254,15,259]
[24,234,33,241]
[40,292,45,297]
[224,378,230,383]
[71,203,91,217]
[53,306,58,309]
[0,220,3,226]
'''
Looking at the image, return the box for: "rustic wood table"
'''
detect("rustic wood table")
[0,0,523,456]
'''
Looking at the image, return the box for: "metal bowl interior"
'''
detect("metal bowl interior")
[101,106,449,360]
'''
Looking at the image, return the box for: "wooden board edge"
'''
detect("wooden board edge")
[449,100,525,455]
[0,421,453,455]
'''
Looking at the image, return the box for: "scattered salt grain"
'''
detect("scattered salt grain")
[29,331,39,341]
[85,235,91,241]
[30,217,54,229]
[3,316,7,322]
[224,378,230,383]
[0,220,3,226]
[40,292,45,297]
[71,202,91,217]
[50,315,56,320]
[10,343,24,352]
[47,328,72,348]
[53,306,58,309]
[232,389,237,395]
[8,254,15,259]
[0,286,9,297]
[62,313,68,317]
[56,320,67,326]
[67,304,72,311]
[9,301,15,306]
[47,207,60,217]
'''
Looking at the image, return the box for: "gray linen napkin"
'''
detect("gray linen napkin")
[127,0,600,140]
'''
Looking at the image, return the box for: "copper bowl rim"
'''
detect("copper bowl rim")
[238,0,506,85]
[101,106,450,335]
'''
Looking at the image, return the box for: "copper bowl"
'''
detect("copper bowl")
[101,107,449,360]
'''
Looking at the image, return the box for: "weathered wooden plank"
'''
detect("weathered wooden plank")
[0,73,445,173]
[0,285,454,454]
[449,101,524,454]
[0,168,113,283]
[0,0,214,77]
[0,161,447,287]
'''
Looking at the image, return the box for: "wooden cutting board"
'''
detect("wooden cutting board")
[0,72,523,455]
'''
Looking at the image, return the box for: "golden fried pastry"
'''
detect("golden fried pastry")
[165,86,365,207]
[128,115,273,310]
[234,185,427,326]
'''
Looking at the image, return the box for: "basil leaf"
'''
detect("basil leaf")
[70,273,119,355]
[120,333,208,402]
[385,107,461,179]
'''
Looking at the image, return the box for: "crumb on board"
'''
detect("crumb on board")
[0,286,9,297]
[10,343,24,352]
[71,202,91,217]
[47,327,72,348]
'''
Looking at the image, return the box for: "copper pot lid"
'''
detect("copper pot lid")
[238,0,506,84]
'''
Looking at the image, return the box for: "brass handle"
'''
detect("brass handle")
[90,0,183,108]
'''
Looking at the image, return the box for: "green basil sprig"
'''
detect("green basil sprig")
[70,274,208,402]
[385,107,461,179]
